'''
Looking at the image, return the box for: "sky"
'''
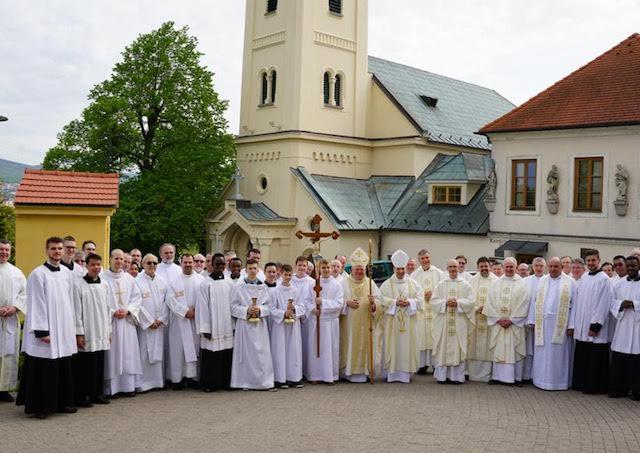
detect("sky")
[0,0,639,165]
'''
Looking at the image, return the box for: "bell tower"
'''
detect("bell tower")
[238,0,369,138]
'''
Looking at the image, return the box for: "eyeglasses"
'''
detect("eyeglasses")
[194,260,205,263]
[65,246,76,249]
[146,262,158,266]
[74,259,85,263]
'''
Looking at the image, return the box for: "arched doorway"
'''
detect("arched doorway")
[223,223,252,259]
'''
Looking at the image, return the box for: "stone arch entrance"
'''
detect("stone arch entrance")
[223,223,252,259]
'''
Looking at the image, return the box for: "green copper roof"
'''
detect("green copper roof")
[368,56,515,151]
[235,201,296,222]
[291,152,492,235]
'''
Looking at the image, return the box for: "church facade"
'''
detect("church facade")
[206,0,515,266]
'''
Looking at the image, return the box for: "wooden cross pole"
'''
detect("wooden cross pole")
[295,214,340,357]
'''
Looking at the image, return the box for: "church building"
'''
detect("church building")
[206,0,515,265]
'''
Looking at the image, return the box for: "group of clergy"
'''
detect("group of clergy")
[2,235,640,421]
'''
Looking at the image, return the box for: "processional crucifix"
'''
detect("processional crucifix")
[295,214,340,357]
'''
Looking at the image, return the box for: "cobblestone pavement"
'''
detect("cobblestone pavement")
[3,375,640,453]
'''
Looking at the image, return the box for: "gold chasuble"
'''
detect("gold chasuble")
[411,266,445,352]
[482,276,530,364]
[430,277,475,367]
[341,276,382,376]
[467,273,498,362]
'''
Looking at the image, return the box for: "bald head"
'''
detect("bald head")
[446,259,459,279]
[110,249,124,272]
[548,256,562,278]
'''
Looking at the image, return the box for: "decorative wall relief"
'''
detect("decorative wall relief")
[484,163,497,212]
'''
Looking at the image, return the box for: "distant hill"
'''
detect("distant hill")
[0,158,40,183]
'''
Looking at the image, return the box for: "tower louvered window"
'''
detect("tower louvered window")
[329,0,342,14]
[323,72,331,105]
[266,0,278,13]
[270,70,277,103]
[334,74,342,107]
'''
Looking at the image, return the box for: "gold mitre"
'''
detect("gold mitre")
[350,247,369,267]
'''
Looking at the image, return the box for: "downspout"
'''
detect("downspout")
[377,227,383,260]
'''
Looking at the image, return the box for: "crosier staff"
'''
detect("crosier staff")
[368,239,375,384]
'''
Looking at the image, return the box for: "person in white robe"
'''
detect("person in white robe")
[269,264,305,388]
[102,249,143,397]
[527,257,576,391]
[197,253,234,392]
[411,249,445,374]
[608,255,640,400]
[135,254,169,392]
[60,235,85,277]
[230,259,274,390]
[193,254,206,275]
[228,257,243,285]
[19,237,77,418]
[456,255,474,282]
[304,258,343,383]
[431,259,475,384]
[239,248,266,282]
[166,254,203,389]
[156,243,181,375]
[523,257,546,382]
[467,257,498,382]
[72,253,113,406]
[570,249,613,395]
[291,257,316,377]
[0,240,26,402]
[341,248,383,383]
[483,257,530,386]
[380,250,422,383]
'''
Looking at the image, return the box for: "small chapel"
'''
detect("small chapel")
[206,0,515,265]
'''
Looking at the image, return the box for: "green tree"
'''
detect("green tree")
[43,22,235,253]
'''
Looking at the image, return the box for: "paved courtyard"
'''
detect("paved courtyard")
[2,375,640,452]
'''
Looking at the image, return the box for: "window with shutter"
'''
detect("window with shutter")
[323,72,331,105]
[334,74,342,107]
[270,71,277,103]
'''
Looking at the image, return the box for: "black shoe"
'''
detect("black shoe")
[172,382,184,391]
[186,379,200,389]
[94,396,110,405]
[275,382,289,389]
[0,392,14,403]
[76,400,93,408]
[203,388,213,393]
[514,381,523,388]
[631,393,640,401]
[488,380,499,385]
[122,392,136,398]
[34,412,48,419]
[416,366,428,375]
[61,406,77,414]
[437,380,446,384]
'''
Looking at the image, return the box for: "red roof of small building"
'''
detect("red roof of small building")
[15,169,119,207]
[480,33,640,134]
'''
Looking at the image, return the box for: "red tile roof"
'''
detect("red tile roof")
[480,33,640,134]
[15,169,119,207]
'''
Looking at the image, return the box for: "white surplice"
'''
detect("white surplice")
[196,276,234,352]
[570,271,613,344]
[269,284,305,384]
[24,264,76,360]
[135,273,169,391]
[291,274,316,376]
[0,262,26,391]
[611,277,640,355]
[379,275,421,383]
[230,280,274,389]
[102,269,143,394]
[527,275,576,390]
[303,277,343,383]
[73,276,113,352]
[166,272,204,383]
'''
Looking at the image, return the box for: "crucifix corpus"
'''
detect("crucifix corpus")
[295,214,340,357]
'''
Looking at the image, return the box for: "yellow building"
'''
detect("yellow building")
[14,169,119,275]
[207,0,515,267]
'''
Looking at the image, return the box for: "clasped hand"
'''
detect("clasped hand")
[396,297,409,308]
[497,318,512,328]
[0,306,17,317]
[446,298,457,308]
